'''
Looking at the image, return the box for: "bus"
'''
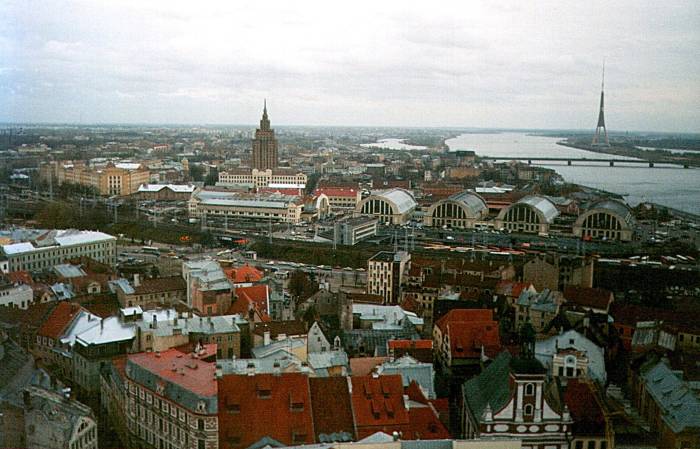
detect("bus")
[141,246,160,255]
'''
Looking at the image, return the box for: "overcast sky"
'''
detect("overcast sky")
[1,0,698,132]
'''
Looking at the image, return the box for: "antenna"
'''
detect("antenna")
[601,59,606,91]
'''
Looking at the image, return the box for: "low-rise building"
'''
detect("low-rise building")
[133,183,196,201]
[0,276,33,309]
[355,188,417,225]
[0,229,117,273]
[42,160,150,196]
[218,168,307,189]
[433,309,501,374]
[333,216,378,246]
[189,188,305,224]
[113,275,186,309]
[424,191,489,229]
[535,330,607,384]
[523,254,594,292]
[312,187,361,211]
[573,199,636,242]
[494,195,560,235]
[183,260,234,315]
[514,289,563,333]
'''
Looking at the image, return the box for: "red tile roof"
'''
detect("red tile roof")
[224,264,263,284]
[350,357,389,376]
[6,271,32,285]
[235,284,269,315]
[37,301,83,340]
[387,340,432,350]
[434,308,494,332]
[218,372,314,448]
[446,320,501,359]
[350,374,410,438]
[313,187,359,198]
[128,348,217,398]
[309,377,355,441]
[563,287,613,311]
[495,280,533,297]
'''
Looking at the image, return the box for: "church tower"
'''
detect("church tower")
[251,100,279,170]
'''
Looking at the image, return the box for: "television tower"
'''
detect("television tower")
[592,62,609,147]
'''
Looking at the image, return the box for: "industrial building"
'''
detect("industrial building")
[424,190,488,229]
[355,188,417,225]
[573,199,636,242]
[494,195,560,235]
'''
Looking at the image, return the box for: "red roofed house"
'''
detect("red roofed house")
[432,309,501,374]
[34,301,84,373]
[218,372,314,448]
[496,280,536,306]
[563,286,614,315]
[228,284,270,323]
[122,349,219,449]
[350,374,411,439]
[224,264,264,287]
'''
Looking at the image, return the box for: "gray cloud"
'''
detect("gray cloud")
[1,0,698,131]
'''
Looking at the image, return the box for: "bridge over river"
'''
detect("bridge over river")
[478,156,690,168]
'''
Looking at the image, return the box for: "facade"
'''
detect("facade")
[367,251,411,304]
[312,187,361,211]
[333,216,378,246]
[355,188,417,225]
[42,161,150,196]
[182,260,234,315]
[113,275,186,309]
[523,254,594,292]
[495,196,560,235]
[462,351,572,448]
[534,330,606,384]
[251,102,279,170]
[124,349,219,449]
[188,189,305,224]
[0,276,33,309]
[218,168,307,189]
[424,191,489,229]
[1,385,98,449]
[634,360,700,449]
[134,184,196,201]
[573,199,636,242]
[0,229,117,273]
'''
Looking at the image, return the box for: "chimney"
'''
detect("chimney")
[133,273,141,287]
[263,330,271,346]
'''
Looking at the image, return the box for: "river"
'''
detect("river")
[445,132,700,215]
[361,138,427,150]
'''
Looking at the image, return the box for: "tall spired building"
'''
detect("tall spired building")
[251,100,279,169]
[591,64,610,147]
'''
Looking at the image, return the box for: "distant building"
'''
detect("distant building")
[41,161,150,196]
[0,275,33,309]
[188,188,307,224]
[523,254,594,292]
[312,187,361,211]
[573,199,636,242]
[133,183,196,201]
[217,168,307,189]
[0,229,117,273]
[333,216,378,246]
[367,251,411,304]
[112,274,186,309]
[514,289,564,333]
[424,191,489,229]
[355,188,417,225]
[534,330,607,384]
[252,101,279,170]
[432,309,501,374]
[182,259,234,315]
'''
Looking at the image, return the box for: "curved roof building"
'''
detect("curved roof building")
[424,191,488,229]
[495,195,560,234]
[355,188,417,225]
[573,199,636,242]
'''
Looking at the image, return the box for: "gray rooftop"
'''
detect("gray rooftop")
[641,360,700,433]
[516,195,560,223]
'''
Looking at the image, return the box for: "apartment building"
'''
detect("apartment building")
[366,251,411,305]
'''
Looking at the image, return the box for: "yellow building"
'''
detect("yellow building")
[41,161,150,196]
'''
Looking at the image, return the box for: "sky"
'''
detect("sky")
[1,0,699,132]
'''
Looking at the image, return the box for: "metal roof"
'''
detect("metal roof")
[137,184,195,193]
[641,360,700,433]
[446,191,488,216]
[367,188,417,214]
[516,195,560,223]
[586,199,635,225]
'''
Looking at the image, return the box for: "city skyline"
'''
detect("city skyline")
[1,0,699,132]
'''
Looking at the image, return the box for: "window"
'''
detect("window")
[524,404,533,416]
[198,440,205,449]
[587,442,595,449]
[197,419,204,431]
[575,442,583,449]
[525,383,534,395]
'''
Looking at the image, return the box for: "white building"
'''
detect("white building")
[218,168,307,189]
[0,229,117,273]
[534,329,606,384]
[0,279,33,309]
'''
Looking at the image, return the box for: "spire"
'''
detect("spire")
[259,99,270,131]
[592,61,609,147]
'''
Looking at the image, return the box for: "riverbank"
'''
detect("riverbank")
[557,140,698,168]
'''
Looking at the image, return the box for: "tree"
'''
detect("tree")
[288,269,318,304]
